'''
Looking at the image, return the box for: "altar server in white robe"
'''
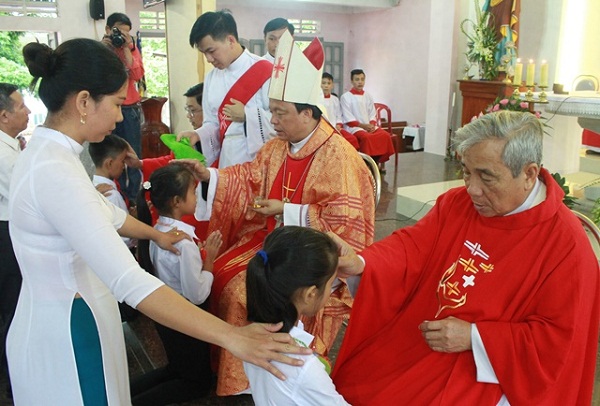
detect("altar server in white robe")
[178,11,275,168]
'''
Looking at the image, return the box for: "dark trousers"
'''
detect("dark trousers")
[130,310,213,405]
[0,222,22,381]
[114,104,143,203]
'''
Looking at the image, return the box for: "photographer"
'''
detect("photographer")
[102,12,145,203]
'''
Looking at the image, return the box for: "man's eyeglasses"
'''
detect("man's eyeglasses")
[185,106,202,117]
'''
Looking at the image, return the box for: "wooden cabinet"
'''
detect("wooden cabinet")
[458,80,511,125]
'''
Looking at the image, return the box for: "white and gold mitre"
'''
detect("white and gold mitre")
[268,30,324,107]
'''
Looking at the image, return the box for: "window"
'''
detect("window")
[288,18,320,35]
[139,10,165,32]
[0,0,58,18]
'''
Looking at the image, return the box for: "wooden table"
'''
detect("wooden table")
[458,80,511,125]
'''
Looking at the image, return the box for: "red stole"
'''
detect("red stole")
[209,151,316,314]
[217,59,272,143]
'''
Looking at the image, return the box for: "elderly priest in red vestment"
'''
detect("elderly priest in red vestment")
[180,30,375,397]
[331,110,600,405]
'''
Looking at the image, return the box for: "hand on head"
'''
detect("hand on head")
[172,158,210,182]
[124,143,142,169]
[327,232,364,278]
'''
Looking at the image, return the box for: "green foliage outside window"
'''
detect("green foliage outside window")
[0,31,34,90]
[140,37,168,98]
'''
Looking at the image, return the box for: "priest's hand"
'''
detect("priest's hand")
[327,232,365,278]
[419,317,472,353]
[177,130,200,146]
[223,98,246,122]
[251,198,284,216]
[173,158,210,182]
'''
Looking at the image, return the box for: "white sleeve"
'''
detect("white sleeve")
[198,124,220,168]
[340,93,357,124]
[282,202,309,227]
[346,255,365,297]
[471,323,500,384]
[198,71,221,167]
[178,240,213,305]
[194,168,219,221]
[296,357,350,405]
[244,81,274,161]
[366,92,377,122]
[35,156,163,307]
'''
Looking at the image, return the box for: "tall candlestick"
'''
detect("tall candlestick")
[514,59,523,86]
[526,59,535,87]
[540,60,549,87]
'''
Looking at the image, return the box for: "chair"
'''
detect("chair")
[572,75,599,92]
[572,210,600,258]
[359,152,381,209]
[374,102,401,168]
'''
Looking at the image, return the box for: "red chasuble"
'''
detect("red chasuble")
[332,169,600,405]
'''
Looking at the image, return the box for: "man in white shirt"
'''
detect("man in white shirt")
[262,18,294,63]
[0,83,30,397]
[178,10,274,168]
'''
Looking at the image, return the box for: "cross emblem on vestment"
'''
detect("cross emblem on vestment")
[282,172,294,203]
[274,56,286,79]
[462,274,475,288]
[219,112,228,131]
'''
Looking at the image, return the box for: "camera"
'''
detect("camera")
[109,27,126,48]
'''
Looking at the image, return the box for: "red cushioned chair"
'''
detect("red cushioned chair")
[374,102,401,168]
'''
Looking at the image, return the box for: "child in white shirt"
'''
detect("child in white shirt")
[132,163,223,404]
[244,226,350,406]
[89,134,136,249]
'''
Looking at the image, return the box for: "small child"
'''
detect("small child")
[321,72,360,150]
[89,134,136,249]
[244,226,350,405]
[340,69,395,171]
[132,163,223,404]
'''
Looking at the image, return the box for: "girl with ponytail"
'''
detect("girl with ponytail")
[244,226,350,405]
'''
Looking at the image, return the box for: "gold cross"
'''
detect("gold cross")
[282,172,295,203]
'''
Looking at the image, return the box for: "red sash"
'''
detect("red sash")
[217,59,273,143]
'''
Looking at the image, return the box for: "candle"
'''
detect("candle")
[514,59,523,86]
[540,60,549,87]
[526,59,535,87]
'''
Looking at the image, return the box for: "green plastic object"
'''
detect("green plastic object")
[159,134,206,164]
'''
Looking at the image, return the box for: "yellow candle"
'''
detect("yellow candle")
[526,59,535,87]
[540,60,549,87]
[514,59,523,86]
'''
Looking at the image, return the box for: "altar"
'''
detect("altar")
[536,91,600,174]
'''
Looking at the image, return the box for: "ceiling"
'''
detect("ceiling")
[218,0,401,14]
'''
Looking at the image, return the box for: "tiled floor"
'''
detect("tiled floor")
[2,151,599,405]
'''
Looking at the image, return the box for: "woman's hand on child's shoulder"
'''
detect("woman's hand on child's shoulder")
[224,322,312,381]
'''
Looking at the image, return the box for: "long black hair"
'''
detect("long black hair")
[136,163,196,274]
[246,226,338,333]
